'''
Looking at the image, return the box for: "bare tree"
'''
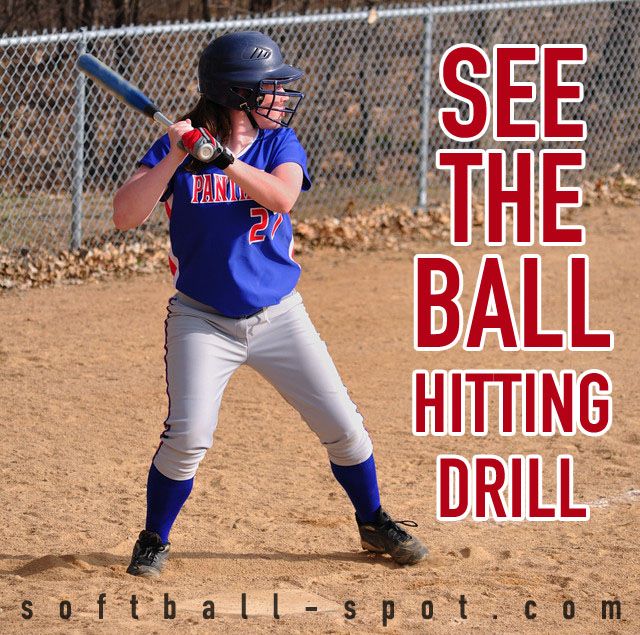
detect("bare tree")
[248,0,273,14]
[112,0,139,27]
[201,0,211,21]
[26,0,44,31]
[81,0,96,27]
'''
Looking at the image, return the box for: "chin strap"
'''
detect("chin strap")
[240,103,259,129]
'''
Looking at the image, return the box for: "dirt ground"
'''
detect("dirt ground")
[0,203,638,634]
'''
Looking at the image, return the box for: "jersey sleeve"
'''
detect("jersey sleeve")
[268,128,312,192]
[137,134,174,202]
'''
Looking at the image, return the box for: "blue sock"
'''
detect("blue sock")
[145,462,194,543]
[330,454,381,522]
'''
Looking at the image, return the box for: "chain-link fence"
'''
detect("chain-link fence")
[1,0,638,254]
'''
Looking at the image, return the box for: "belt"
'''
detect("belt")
[175,290,296,319]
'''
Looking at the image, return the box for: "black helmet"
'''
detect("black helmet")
[198,31,305,127]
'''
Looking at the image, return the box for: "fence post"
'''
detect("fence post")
[71,29,87,250]
[417,7,433,210]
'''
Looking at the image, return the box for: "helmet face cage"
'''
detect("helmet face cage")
[251,79,304,127]
[198,32,305,127]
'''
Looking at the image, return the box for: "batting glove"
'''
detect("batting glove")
[180,127,235,168]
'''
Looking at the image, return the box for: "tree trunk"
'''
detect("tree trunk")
[201,0,211,21]
[112,0,125,27]
[56,0,67,30]
[81,0,95,27]
[248,0,273,14]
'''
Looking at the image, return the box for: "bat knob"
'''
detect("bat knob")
[197,144,216,161]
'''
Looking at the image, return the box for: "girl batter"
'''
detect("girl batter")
[113,31,427,577]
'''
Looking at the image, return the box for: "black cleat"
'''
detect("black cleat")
[126,530,171,577]
[356,507,428,565]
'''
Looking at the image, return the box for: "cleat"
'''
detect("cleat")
[356,507,428,565]
[126,530,171,577]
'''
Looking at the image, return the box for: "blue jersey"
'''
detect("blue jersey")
[138,127,311,318]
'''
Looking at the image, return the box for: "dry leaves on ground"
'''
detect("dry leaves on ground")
[583,165,640,207]
[0,205,450,290]
[1,169,636,292]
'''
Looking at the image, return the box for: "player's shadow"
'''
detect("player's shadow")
[0,552,125,577]
[0,549,400,575]
[175,550,400,568]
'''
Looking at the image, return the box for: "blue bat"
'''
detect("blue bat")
[76,54,215,161]
[77,53,173,126]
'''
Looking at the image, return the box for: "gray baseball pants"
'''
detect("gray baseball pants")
[153,290,374,481]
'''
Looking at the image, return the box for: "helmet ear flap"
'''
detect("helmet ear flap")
[229,85,260,110]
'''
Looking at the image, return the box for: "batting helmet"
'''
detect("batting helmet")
[198,31,305,127]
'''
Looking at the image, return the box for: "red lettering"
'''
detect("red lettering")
[542,45,587,140]
[521,255,565,349]
[415,255,463,350]
[558,456,589,519]
[450,371,464,435]
[436,150,484,245]
[486,150,534,245]
[509,455,524,519]
[474,456,508,519]
[248,207,269,243]
[201,174,214,203]
[539,150,585,245]
[214,174,226,202]
[493,45,539,140]
[434,454,590,522]
[569,255,613,349]
[228,178,238,202]
[578,371,612,435]
[465,256,518,350]
[439,44,491,141]
[524,371,538,435]
[466,373,494,435]
[527,456,556,519]
[191,175,204,203]
[437,456,470,520]
[494,372,522,435]
[413,371,446,435]
[540,370,575,435]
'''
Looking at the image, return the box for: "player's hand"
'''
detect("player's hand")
[168,119,194,157]
[179,127,235,167]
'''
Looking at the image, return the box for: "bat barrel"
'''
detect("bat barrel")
[76,53,161,119]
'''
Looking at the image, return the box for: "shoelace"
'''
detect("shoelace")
[382,518,418,542]
[138,542,162,563]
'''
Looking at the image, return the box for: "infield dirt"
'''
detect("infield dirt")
[0,203,638,633]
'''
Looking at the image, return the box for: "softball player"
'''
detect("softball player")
[113,31,427,577]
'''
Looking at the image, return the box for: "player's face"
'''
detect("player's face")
[256,82,291,128]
